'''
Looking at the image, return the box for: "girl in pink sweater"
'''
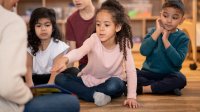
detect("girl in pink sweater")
[52,0,140,108]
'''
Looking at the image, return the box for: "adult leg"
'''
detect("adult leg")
[24,93,80,112]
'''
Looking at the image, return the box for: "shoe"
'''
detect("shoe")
[93,92,111,106]
[173,89,182,96]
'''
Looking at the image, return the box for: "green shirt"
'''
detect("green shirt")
[140,28,189,74]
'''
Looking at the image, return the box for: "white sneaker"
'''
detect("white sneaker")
[93,92,111,106]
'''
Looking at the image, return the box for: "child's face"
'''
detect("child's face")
[96,10,121,44]
[35,18,53,40]
[160,7,184,32]
[73,0,92,10]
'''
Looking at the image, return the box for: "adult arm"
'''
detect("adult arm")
[25,52,34,87]
[0,19,32,105]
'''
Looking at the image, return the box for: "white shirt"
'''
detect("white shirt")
[28,38,69,74]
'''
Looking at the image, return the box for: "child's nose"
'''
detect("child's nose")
[100,26,105,30]
[167,18,172,23]
[41,25,46,30]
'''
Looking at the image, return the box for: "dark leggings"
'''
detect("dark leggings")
[32,74,50,85]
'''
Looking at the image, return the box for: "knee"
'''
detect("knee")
[55,73,72,86]
[176,74,187,88]
[24,94,80,112]
[61,95,80,112]
[106,77,124,92]
[55,73,65,84]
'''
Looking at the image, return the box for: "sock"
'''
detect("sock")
[93,92,111,106]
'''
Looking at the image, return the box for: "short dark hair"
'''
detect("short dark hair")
[162,0,185,15]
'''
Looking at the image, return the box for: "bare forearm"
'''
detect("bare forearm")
[25,71,34,87]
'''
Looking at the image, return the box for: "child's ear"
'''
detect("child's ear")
[179,17,185,25]
[116,24,122,32]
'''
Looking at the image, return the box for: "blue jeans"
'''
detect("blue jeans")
[24,93,80,112]
[55,67,125,102]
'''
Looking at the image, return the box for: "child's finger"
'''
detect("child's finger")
[123,100,127,106]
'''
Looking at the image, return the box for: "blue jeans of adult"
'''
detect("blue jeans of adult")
[24,93,80,112]
[137,69,187,94]
[55,67,125,102]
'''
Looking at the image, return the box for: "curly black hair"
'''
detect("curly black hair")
[96,0,133,60]
[28,7,62,56]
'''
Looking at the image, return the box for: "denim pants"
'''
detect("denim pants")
[137,69,187,94]
[24,93,80,112]
[55,67,125,102]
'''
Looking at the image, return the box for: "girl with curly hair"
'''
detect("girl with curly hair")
[25,7,69,87]
[52,0,140,108]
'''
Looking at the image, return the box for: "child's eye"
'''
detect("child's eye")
[163,14,168,18]
[35,24,41,27]
[105,24,110,27]
[45,24,51,27]
[96,23,100,26]
[172,16,178,20]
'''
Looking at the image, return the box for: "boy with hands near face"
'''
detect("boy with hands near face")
[137,0,189,96]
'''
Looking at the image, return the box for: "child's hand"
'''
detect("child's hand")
[51,57,68,74]
[162,29,171,48]
[155,18,164,33]
[123,98,141,108]
[152,18,165,41]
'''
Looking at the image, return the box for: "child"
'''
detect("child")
[52,0,140,108]
[137,0,189,96]
[66,0,96,70]
[0,1,79,112]
[25,7,69,87]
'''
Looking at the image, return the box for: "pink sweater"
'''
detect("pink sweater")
[65,33,137,99]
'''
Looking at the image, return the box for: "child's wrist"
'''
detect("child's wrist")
[155,29,162,34]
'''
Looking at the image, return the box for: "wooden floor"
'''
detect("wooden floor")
[80,52,200,112]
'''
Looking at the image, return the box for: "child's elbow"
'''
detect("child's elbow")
[173,59,184,67]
